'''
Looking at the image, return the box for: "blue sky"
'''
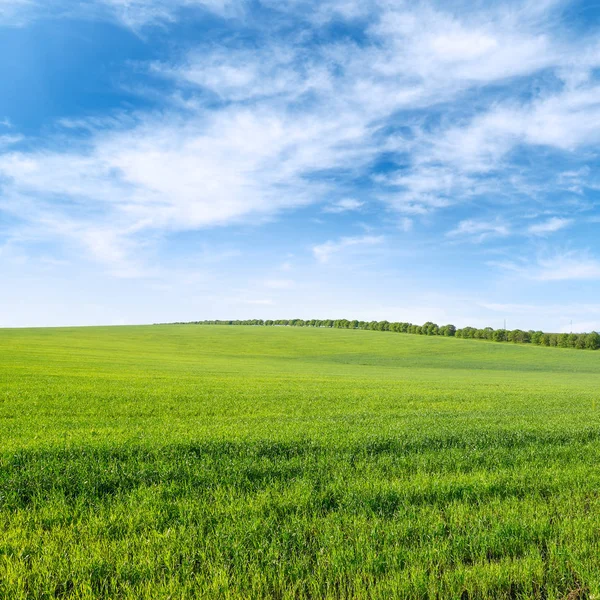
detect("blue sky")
[2,0,600,330]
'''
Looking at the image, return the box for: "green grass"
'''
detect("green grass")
[1,325,600,599]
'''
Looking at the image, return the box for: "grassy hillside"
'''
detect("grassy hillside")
[1,325,600,598]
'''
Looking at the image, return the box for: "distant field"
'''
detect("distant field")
[1,325,600,599]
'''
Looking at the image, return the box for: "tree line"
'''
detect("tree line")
[175,319,600,350]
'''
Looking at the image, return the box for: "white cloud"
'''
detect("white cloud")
[99,0,245,28]
[0,134,23,148]
[447,219,510,242]
[380,166,492,215]
[528,217,573,235]
[0,0,241,28]
[323,198,364,213]
[312,235,383,263]
[534,254,600,281]
[154,45,312,102]
[0,102,373,271]
[371,4,555,88]
[424,84,600,179]
[493,252,600,281]
[150,0,592,206]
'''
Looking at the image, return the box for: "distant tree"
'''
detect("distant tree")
[493,329,508,342]
[509,330,529,344]
[422,322,438,336]
[191,317,600,353]
[530,331,543,345]
[460,327,477,339]
[558,333,570,348]
[445,324,457,337]
[586,332,600,350]
[439,324,456,337]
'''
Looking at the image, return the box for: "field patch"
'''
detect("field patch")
[1,325,600,598]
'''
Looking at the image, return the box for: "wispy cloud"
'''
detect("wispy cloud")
[312,235,384,263]
[0,0,242,28]
[494,251,600,281]
[528,217,573,235]
[323,198,364,214]
[101,0,238,23]
[0,103,371,271]
[534,254,600,281]
[447,219,510,243]
[0,134,23,148]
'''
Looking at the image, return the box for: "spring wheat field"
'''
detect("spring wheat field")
[2,324,600,599]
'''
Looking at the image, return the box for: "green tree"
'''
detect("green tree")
[530,331,543,345]
[440,324,456,337]
[493,329,508,342]
[586,332,600,350]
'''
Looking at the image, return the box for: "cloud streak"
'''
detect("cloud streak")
[447,219,510,243]
[312,235,384,263]
[493,252,600,282]
[323,199,365,214]
[528,217,573,235]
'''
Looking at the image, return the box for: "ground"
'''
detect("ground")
[1,325,599,599]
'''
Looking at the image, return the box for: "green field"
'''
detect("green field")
[1,325,600,599]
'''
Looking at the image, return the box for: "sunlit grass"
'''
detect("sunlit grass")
[1,325,599,598]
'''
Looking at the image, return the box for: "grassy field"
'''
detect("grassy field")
[1,325,600,599]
